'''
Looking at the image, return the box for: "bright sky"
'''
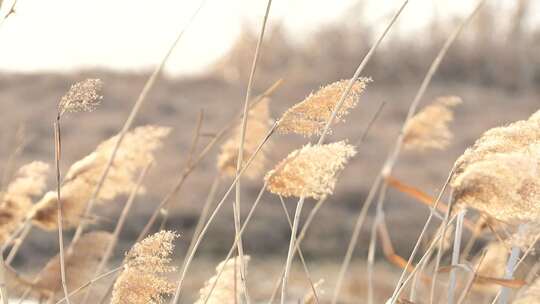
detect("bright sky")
[0,0,534,76]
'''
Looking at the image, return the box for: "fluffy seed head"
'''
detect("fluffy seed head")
[194,256,250,304]
[217,98,271,179]
[452,109,540,181]
[58,79,103,116]
[35,231,113,301]
[403,96,461,152]
[111,231,178,304]
[30,125,170,230]
[265,141,356,199]
[0,161,49,243]
[277,78,371,137]
[451,150,540,224]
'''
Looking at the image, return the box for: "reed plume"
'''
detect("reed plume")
[34,231,113,301]
[451,150,540,224]
[111,231,178,304]
[0,161,49,243]
[193,256,250,304]
[452,109,540,179]
[217,98,271,179]
[265,141,356,199]
[277,79,371,137]
[403,96,461,152]
[58,79,103,117]
[30,125,170,230]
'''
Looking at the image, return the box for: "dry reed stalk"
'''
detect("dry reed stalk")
[80,162,152,304]
[111,231,178,304]
[403,96,462,152]
[233,1,273,302]
[170,122,277,304]
[0,257,7,304]
[70,0,207,250]
[54,78,103,304]
[513,277,540,304]
[194,256,250,304]
[278,196,320,304]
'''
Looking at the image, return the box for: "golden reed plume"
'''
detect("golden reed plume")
[0,161,49,242]
[403,96,461,152]
[217,98,271,179]
[30,125,170,230]
[277,78,370,137]
[33,231,113,301]
[111,231,178,304]
[58,79,103,117]
[451,110,540,224]
[193,256,250,304]
[265,141,356,199]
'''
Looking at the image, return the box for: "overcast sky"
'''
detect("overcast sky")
[0,0,534,76]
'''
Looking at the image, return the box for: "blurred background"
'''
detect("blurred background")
[1,0,539,301]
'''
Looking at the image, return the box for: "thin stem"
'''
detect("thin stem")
[234,2,273,302]
[54,266,123,304]
[201,182,267,304]
[70,0,207,247]
[498,224,526,304]
[367,182,388,304]
[448,209,466,304]
[54,120,71,304]
[170,123,277,304]
[280,196,305,304]
[5,223,32,265]
[278,196,319,304]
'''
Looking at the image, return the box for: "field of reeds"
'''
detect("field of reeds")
[1,0,540,303]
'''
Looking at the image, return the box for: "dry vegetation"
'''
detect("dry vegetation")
[1,0,540,303]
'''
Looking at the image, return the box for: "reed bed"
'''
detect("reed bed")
[1,0,539,303]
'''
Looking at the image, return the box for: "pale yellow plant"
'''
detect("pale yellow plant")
[403,96,461,152]
[265,141,356,199]
[193,256,250,304]
[277,79,371,137]
[217,98,271,179]
[513,277,540,304]
[30,125,170,230]
[302,279,324,304]
[0,161,49,242]
[111,231,178,304]
[473,241,507,294]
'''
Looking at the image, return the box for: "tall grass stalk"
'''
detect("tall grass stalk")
[280,196,305,304]
[70,0,207,247]
[53,120,71,304]
[367,182,388,304]
[234,1,273,302]
[448,209,467,304]
[0,255,8,304]
[498,225,525,304]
